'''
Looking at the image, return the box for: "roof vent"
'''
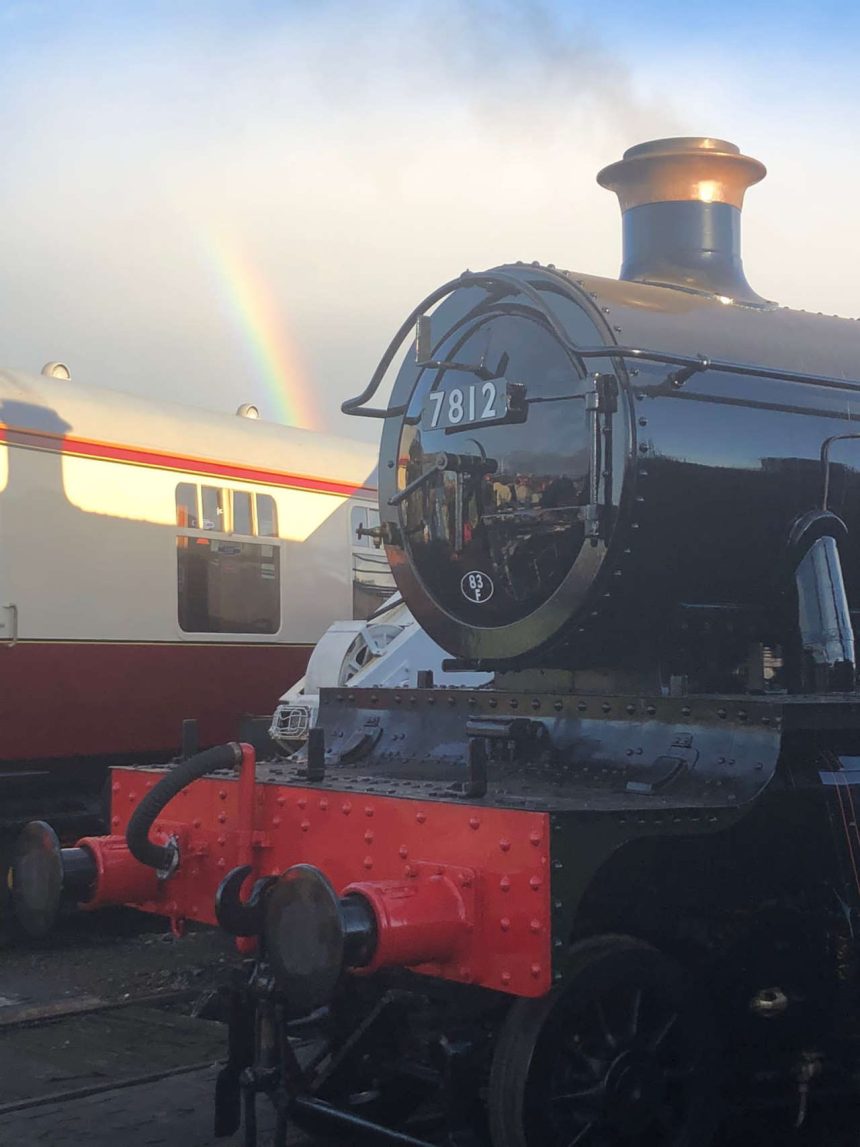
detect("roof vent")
[41,361,71,380]
[236,403,260,419]
[597,137,768,305]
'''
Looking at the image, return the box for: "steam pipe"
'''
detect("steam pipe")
[126,742,243,872]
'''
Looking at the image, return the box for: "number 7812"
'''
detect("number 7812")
[426,381,499,429]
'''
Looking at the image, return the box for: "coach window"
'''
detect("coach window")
[201,486,224,531]
[176,483,199,528]
[256,493,278,537]
[233,490,253,535]
[176,482,281,635]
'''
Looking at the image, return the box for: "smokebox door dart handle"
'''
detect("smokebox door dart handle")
[215,865,277,937]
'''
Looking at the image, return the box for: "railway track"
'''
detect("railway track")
[0,921,858,1146]
[0,924,324,1146]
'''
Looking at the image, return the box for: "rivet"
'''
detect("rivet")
[218,857,226,868]
[364,830,374,843]
[601,703,611,713]
[341,801,353,815]
[501,971,512,986]
[577,701,587,712]
[489,698,498,709]
[625,704,635,714]
[192,818,202,829]
[364,805,374,817]
[530,963,542,978]
[500,917,511,932]
[529,875,542,890]
[319,798,329,811]
[717,708,727,719]
[469,816,481,830]
[277,795,286,806]
[300,819,311,832]
[399,845,408,858]
[529,919,541,934]
[682,706,691,717]
[217,835,227,845]
[638,417,647,426]
[405,864,417,878]
[500,876,512,892]
[639,443,649,453]
[298,797,307,809]
[416,811,427,824]
[218,789,227,800]
[509,698,519,709]
[531,698,541,710]
[111,815,119,827]
[554,700,563,712]
[499,838,511,852]
[646,705,657,716]
[363,856,373,870]
[459,872,473,888]
[128,792,137,802]
[217,812,227,824]
[112,782,120,792]
[529,831,542,846]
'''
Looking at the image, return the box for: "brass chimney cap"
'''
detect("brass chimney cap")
[597,136,766,212]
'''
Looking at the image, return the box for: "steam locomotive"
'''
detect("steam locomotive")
[16,137,860,1146]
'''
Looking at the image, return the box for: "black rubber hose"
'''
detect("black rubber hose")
[126,742,243,871]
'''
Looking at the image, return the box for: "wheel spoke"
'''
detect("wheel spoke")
[646,1010,678,1053]
[563,1038,607,1079]
[627,987,643,1040]
[564,1120,597,1147]
[552,1082,605,1111]
[593,997,617,1051]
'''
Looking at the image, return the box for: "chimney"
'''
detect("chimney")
[597,137,767,305]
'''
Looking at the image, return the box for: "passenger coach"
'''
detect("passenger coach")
[0,364,389,833]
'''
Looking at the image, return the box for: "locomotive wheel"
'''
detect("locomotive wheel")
[487,935,719,1147]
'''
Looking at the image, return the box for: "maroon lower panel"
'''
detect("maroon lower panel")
[0,641,311,763]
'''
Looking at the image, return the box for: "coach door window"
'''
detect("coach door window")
[233,491,253,535]
[176,482,199,527]
[256,493,278,537]
[176,483,280,634]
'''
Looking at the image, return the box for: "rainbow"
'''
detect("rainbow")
[202,231,319,429]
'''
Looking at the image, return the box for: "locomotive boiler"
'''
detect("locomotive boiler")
[16,137,860,1146]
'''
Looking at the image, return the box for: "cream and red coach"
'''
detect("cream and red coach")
[0,365,388,837]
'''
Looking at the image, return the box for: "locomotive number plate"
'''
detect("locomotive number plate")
[425,380,500,430]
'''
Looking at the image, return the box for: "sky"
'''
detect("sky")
[1,0,859,441]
